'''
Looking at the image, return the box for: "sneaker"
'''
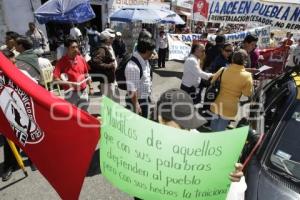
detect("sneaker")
[2,167,13,181]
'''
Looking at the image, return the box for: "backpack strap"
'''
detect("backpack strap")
[219,68,225,81]
[131,56,143,79]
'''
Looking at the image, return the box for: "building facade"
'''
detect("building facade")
[0,0,47,44]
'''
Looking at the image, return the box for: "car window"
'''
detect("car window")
[270,100,300,182]
[250,80,292,134]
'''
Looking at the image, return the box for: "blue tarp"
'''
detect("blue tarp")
[34,0,95,24]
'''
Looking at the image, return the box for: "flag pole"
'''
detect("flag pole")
[7,139,28,177]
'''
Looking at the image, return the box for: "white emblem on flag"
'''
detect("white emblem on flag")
[0,72,44,146]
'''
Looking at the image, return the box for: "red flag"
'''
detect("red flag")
[0,53,100,200]
[259,46,289,78]
[193,0,209,19]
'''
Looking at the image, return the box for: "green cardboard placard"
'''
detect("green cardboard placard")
[100,97,248,200]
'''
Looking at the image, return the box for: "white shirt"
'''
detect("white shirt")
[70,27,82,39]
[286,44,300,67]
[181,54,212,88]
[38,57,53,70]
[226,176,247,200]
[125,52,152,99]
[158,35,168,49]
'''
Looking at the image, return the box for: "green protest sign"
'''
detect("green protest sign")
[100,97,248,200]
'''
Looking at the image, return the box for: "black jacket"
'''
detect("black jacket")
[89,45,116,83]
[112,39,126,59]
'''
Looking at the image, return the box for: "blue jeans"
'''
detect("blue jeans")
[210,115,230,132]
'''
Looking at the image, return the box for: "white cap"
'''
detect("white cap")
[105,28,115,34]
[99,31,115,40]
[116,32,122,36]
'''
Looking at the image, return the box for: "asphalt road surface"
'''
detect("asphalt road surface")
[0,61,184,200]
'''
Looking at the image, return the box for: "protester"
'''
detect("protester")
[1,49,16,64]
[69,23,82,41]
[26,22,47,55]
[112,32,126,61]
[285,38,300,70]
[281,31,294,47]
[0,31,20,56]
[90,31,119,102]
[15,36,41,82]
[269,32,277,48]
[125,38,156,118]
[240,34,258,69]
[1,50,19,181]
[209,42,233,73]
[181,44,213,104]
[102,30,118,68]
[136,29,158,68]
[250,46,260,69]
[53,38,93,111]
[87,25,101,54]
[210,49,253,131]
[157,31,168,68]
[168,24,175,34]
[204,35,226,71]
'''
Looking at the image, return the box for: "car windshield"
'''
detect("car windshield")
[270,100,300,182]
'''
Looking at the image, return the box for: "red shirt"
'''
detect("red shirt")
[54,54,89,90]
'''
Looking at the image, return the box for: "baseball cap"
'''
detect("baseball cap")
[116,32,122,36]
[157,89,207,129]
[99,31,115,40]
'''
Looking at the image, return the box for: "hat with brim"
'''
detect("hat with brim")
[157,89,207,129]
[99,31,115,41]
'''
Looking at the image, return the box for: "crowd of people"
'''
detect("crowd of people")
[0,20,299,200]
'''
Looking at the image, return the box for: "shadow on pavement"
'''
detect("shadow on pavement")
[0,176,27,191]
[86,149,101,177]
[153,69,183,79]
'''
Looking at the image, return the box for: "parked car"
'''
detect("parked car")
[244,67,300,199]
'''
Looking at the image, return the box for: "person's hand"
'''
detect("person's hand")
[135,104,142,115]
[89,87,94,95]
[246,68,259,74]
[229,163,244,182]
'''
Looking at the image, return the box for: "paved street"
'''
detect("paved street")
[0,61,184,200]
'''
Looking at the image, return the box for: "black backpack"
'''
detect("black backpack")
[115,53,143,90]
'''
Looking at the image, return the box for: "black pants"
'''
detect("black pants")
[2,136,19,171]
[158,48,167,68]
[126,97,150,118]
[180,84,202,104]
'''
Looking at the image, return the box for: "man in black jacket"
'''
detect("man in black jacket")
[112,32,126,61]
[204,35,226,72]
[90,31,119,102]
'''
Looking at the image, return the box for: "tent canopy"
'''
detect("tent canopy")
[34,0,95,24]
[110,6,185,24]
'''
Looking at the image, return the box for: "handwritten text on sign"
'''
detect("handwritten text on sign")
[100,97,248,200]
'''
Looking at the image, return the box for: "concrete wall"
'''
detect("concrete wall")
[0,0,7,44]
[91,0,112,30]
[0,0,47,43]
